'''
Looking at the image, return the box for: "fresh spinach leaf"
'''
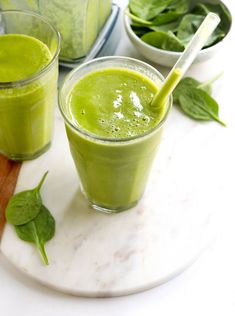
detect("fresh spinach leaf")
[128,0,231,52]
[150,0,189,26]
[126,10,153,26]
[178,88,225,126]
[177,14,205,45]
[197,72,223,94]
[179,88,226,126]
[193,2,232,34]
[192,2,210,15]
[15,205,55,265]
[150,20,181,33]
[6,171,48,226]
[173,73,223,104]
[177,14,225,47]
[204,28,225,48]
[131,24,152,37]
[141,30,184,52]
[167,0,190,13]
[129,0,173,21]
[173,74,225,126]
[173,77,202,103]
[132,20,181,37]
[132,19,181,35]
[151,11,182,26]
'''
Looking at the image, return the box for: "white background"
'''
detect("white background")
[1,0,235,315]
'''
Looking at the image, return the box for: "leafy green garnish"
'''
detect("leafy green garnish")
[15,205,55,265]
[128,0,232,52]
[173,74,225,126]
[6,171,56,265]
[6,171,48,226]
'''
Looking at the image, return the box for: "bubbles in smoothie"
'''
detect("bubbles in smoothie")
[69,68,160,139]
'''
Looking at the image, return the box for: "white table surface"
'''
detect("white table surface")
[1,0,235,315]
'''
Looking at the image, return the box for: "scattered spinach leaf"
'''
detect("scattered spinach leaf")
[6,171,48,226]
[173,75,225,126]
[173,77,202,103]
[178,88,225,126]
[141,30,184,52]
[197,72,223,93]
[15,205,55,265]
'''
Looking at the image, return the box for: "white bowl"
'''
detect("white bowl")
[124,1,232,67]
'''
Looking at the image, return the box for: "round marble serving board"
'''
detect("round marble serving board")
[0,106,230,297]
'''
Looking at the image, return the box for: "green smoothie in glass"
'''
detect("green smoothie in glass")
[0,10,60,160]
[60,57,171,212]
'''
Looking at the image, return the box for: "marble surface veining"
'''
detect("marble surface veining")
[0,105,230,297]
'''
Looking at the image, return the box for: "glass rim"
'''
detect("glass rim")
[0,9,61,88]
[59,56,172,144]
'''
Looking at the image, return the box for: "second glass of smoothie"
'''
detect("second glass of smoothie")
[59,57,172,213]
[0,10,60,160]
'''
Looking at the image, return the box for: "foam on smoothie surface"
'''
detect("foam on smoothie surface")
[68,68,164,139]
[0,34,52,82]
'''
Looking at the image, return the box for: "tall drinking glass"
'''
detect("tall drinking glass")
[59,57,172,213]
[0,10,60,160]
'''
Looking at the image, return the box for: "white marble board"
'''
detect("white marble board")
[0,94,230,296]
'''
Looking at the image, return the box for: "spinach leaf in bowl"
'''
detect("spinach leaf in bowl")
[177,14,204,45]
[150,11,183,26]
[148,0,190,26]
[150,20,181,32]
[192,2,232,34]
[129,0,173,21]
[128,0,232,52]
[141,30,184,52]
[177,14,225,47]
[131,24,152,37]
[131,20,181,37]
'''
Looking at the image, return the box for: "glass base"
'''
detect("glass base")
[91,201,138,214]
[79,187,140,214]
[0,142,51,161]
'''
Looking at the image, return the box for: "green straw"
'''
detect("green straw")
[151,13,221,110]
